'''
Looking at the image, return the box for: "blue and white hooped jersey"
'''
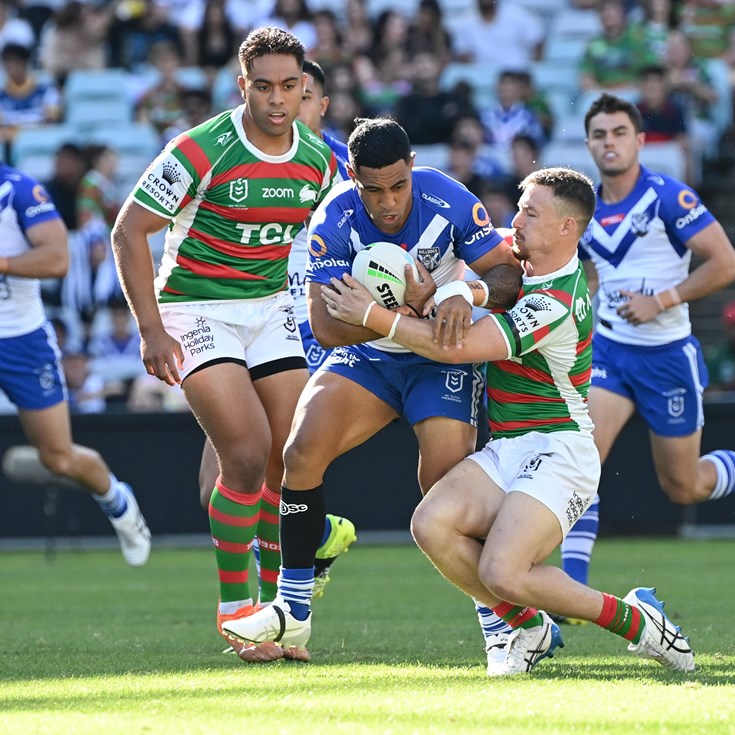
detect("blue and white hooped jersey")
[288,132,349,325]
[306,166,504,352]
[579,165,715,347]
[0,165,62,338]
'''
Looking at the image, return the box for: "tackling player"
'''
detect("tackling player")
[323,166,695,676]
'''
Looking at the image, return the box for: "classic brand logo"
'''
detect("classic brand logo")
[215,131,233,146]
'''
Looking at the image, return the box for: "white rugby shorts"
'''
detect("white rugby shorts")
[469,431,600,537]
[160,291,305,380]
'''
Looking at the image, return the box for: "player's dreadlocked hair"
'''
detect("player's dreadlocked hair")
[520,167,596,235]
[348,117,412,171]
[238,26,305,73]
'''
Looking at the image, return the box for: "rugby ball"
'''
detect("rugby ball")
[351,242,419,309]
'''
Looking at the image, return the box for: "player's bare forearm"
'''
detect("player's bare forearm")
[111,202,167,335]
[678,222,735,301]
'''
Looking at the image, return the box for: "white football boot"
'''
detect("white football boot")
[109,483,151,567]
[486,612,564,676]
[624,587,695,672]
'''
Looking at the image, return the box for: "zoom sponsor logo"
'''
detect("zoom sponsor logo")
[280,501,309,515]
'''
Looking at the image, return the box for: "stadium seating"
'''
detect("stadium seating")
[12,124,81,178]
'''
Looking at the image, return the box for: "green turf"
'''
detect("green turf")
[1,539,733,735]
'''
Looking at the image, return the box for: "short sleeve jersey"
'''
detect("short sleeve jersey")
[306,166,504,352]
[0,165,62,338]
[131,106,337,304]
[578,165,715,346]
[486,256,594,438]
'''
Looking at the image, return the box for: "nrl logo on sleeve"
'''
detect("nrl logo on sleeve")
[229,178,248,203]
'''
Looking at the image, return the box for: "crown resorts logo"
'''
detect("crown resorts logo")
[161,161,182,185]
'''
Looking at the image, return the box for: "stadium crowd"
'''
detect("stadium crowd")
[0,0,734,414]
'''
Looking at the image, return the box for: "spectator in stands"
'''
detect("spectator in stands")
[504,133,540,200]
[87,299,144,406]
[63,348,107,414]
[127,371,189,412]
[135,40,189,142]
[267,0,316,53]
[342,0,373,58]
[43,143,86,233]
[477,181,515,228]
[355,11,412,117]
[322,87,362,142]
[451,113,507,180]
[405,0,452,68]
[677,0,735,60]
[17,0,55,43]
[0,0,35,51]
[706,301,735,393]
[179,0,237,74]
[635,65,693,183]
[445,138,487,197]
[666,30,720,161]
[394,51,472,146]
[580,0,659,92]
[0,43,62,162]
[516,70,554,142]
[163,87,213,142]
[77,145,120,233]
[38,1,117,85]
[310,9,351,73]
[480,70,546,150]
[109,0,185,71]
[640,0,675,63]
[452,0,544,71]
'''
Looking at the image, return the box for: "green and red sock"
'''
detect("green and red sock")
[595,593,644,643]
[208,477,261,604]
[493,601,544,630]
[256,484,281,603]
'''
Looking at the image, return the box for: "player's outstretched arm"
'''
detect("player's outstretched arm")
[324,274,509,363]
[112,199,184,386]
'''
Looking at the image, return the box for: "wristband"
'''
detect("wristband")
[476,280,490,307]
[361,301,376,327]
[387,312,401,340]
[653,293,665,313]
[434,280,473,307]
[405,302,422,318]
[668,287,682,306]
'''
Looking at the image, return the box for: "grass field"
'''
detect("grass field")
[1,539,733,735]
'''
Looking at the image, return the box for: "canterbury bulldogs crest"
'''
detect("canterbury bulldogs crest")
[630,211,650,236]
[417,247,441,271]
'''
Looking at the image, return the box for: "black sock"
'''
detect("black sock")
[280,485,326,568]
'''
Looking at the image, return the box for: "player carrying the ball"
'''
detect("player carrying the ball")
[221,116,523,658]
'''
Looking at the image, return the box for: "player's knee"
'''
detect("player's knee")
[410,497,448,552]
[219,443,269,492]
[37,446,73,477]
[283,432,321,473]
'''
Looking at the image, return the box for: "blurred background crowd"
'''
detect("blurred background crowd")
[2,0,735,414]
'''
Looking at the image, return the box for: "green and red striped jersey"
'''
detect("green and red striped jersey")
[486,256,594,438]
[132,106,337,304]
